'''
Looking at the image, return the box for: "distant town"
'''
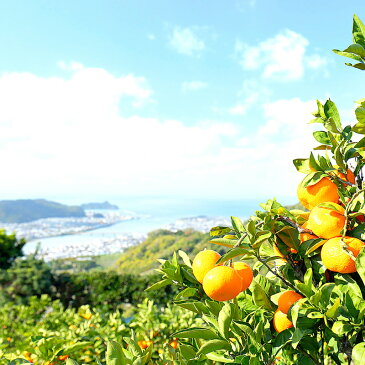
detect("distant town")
[0,210,133,241]
[11,214,231,261]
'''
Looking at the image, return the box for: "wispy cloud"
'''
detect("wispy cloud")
[181,80,207,92]
[168,26,206,56]
[235,30,327,81]
[228,80,270,116]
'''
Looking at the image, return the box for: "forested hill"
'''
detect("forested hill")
[0,199,85,223]
[114,229,227,275]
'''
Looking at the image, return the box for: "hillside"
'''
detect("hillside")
[114,229,228,275]
[0,199,85,223]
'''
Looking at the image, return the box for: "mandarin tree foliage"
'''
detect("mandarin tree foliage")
[0,229,25,270]
[145,15,365,365]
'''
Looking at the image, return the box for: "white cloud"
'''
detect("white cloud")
[169,26,205,56]
[235,30,327,81]
[181,81,207,92]
[305,54,327,69]
[0,64,322,202]
[228,80,270,116]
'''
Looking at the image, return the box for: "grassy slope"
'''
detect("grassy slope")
[113,229,228,275]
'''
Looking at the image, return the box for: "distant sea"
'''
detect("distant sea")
[24,196,295,255]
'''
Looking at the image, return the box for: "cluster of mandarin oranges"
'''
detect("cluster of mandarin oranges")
[272,166,365,332]
[192,250,253,302]
[192,165,365,335]
[297,167,364,274]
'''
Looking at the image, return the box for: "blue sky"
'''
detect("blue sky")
[0,1,364,203]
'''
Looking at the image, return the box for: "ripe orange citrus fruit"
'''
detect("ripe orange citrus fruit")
[169,339,178,349]
[306,203,345,239]
[203,266,242,301]
[278,290,303,314]
[297,176,339,210]
[192,249,221,283]
[232,262,254,291]
[321,236,365,273]
[273,309,293,333]
[299,222,318,243]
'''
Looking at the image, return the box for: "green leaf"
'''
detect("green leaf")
[355,136,365,148]
[196,339,231,357]
[356,248,365,286]
[175,300,210,315]
[332,321,352,336]
[325,297,341,318]
[66,360,79,365]
[231,216,245,234]
[344,43,365,58]
[178,250,192,267]
[332,49,364,62]
[313,145,331,151]
[309,152,321,171]
[304,238,325,255]
[293,158,311,173]
[205,352,235,363]
[210,226,231,237]
[145,279,172,292]
[346,62,365,70]
[172,327,220,340]
[105,341,126,365]
[355,107,365,134]
[313,131,331,145]
[62,341,93,354]
[175,287,198,300]
[209,238,235,248]
[250,279,274,311]
[216,246,252,264]
[291,328,311,349]
[218,303,232,339]
[353,14,365,48]
[123,338,142,357]
[302,172,327,187]
[179,344,197,361]
[353,342,365,365]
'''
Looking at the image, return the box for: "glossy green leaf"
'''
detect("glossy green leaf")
[196,339,231,357]
[250,279,274,311]
[353,14,365,48]
[218,303,232,339]
[353,342,365,365]
[313,131,331,145]
[293,158,311,173]
[106,341,126,365]
[172,327,220,340]
[344,43,365,57]
[216,246,252,264]
[231,216,245,234]
[205,352,235,363]
[145,279,172,292]
[178,250,192,267]
[179,344,197,361]
[210,226,231,237]
[356,249,365,286]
